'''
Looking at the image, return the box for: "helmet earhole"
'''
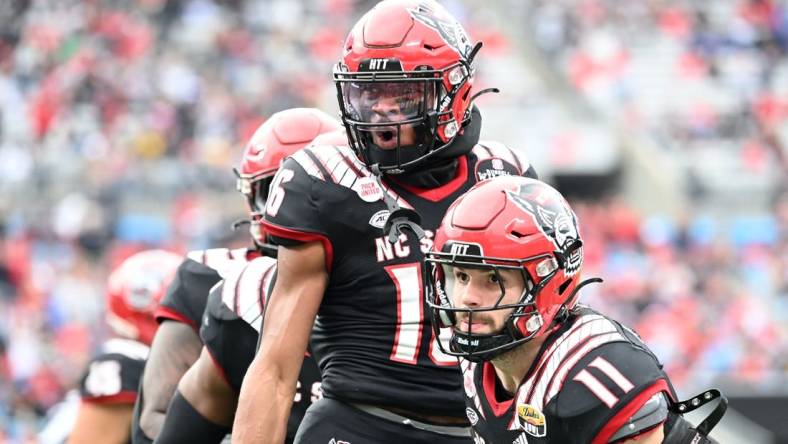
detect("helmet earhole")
[558,278,573,295]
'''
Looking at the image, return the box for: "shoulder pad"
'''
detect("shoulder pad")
[80,340,148,402]
[155,258,223,327]
[552,342,666,417]
[204,282,238,322]
[186,247,251,278]
[291,146,414,209]
[534,342,670,443]
[291,145,369,185]
[515,313,625,414]
[610,392,668,442]
[102,338,150,360]
[472,141,533,178]
[220,256,277,332]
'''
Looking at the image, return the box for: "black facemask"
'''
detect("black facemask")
[391,106,482,188]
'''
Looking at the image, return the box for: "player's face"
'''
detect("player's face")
[355,82,426,149]
[450,267,526,335]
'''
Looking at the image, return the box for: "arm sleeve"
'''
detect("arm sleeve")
[155,259,222,331]
[155,390,229,444]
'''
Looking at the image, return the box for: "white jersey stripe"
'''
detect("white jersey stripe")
[236,257,275,321]
[322,151,343,182]
[573,369,618,408]
[540,332,624,408]
[589,356,634,393]
[203,248,230,267]
[187,248,248,277]
[515,315,606,400]
[103,338,150,361]
[221,262,247,311]
[527,319,618,409]
[481,140,517,166]
[186,250,206,263]
[511,149,531,174]
[332,160,351,186]
[291,150,325,180]
[471,144,492,161]
[339,168,359,188]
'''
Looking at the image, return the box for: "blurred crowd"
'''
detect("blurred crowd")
[576,193,788,393]
[0,0,786,441]
[527,0,788,399]
[529,0,788,185]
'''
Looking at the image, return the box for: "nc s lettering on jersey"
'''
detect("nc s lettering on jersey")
[375,230,434,263]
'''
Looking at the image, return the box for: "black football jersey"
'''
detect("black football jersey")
[155,248,255,330]
[79,338,150,404]
[200,256,322,441]
[462,307,676,444]
[262,142,535,418]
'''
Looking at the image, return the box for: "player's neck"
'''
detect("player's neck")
[490,335,547,395]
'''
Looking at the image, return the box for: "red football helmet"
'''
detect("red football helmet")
[236,108,342,247]
[105,249,181,346]
[333,0,479,174]
[307,129,349,149]
[426,176,585,362]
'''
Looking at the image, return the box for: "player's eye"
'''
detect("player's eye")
[454,270,469,284]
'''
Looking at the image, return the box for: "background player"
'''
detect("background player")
[426,176,726,443]
[132,108,341,443]
[67,249,181,444]
[153,129,347,444]
[233,1,537,443]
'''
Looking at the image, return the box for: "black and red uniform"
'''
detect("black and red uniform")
[462,306,677,444]
[154,248,256,330]
[132,248,255,444]
[199,255,322,443]
[263,141,536,423]
[79,338,152,406]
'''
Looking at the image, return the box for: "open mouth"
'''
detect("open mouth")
[379,129,395,142]
[371,127,398,148]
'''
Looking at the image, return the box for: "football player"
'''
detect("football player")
[131,108,342,443]
[232,1,537,443]
[68,249,181,444]
[425,176,727,444]
[154,130,347,444]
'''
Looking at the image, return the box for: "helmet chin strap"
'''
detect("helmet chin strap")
[452,277,605,363]
[229,218,279,258]
[553,277,603,323]
[230,219,251,231]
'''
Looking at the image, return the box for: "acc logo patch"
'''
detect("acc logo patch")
[516,403,547,437]
[465,407,479,426]
[474,158,518,181]
[368,210,390,229]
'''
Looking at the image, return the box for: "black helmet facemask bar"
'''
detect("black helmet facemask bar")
[232,168,277,256]
[425,252,560,362]
[334,63,466,175]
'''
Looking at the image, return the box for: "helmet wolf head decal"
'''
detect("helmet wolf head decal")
[504,183,583,276]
